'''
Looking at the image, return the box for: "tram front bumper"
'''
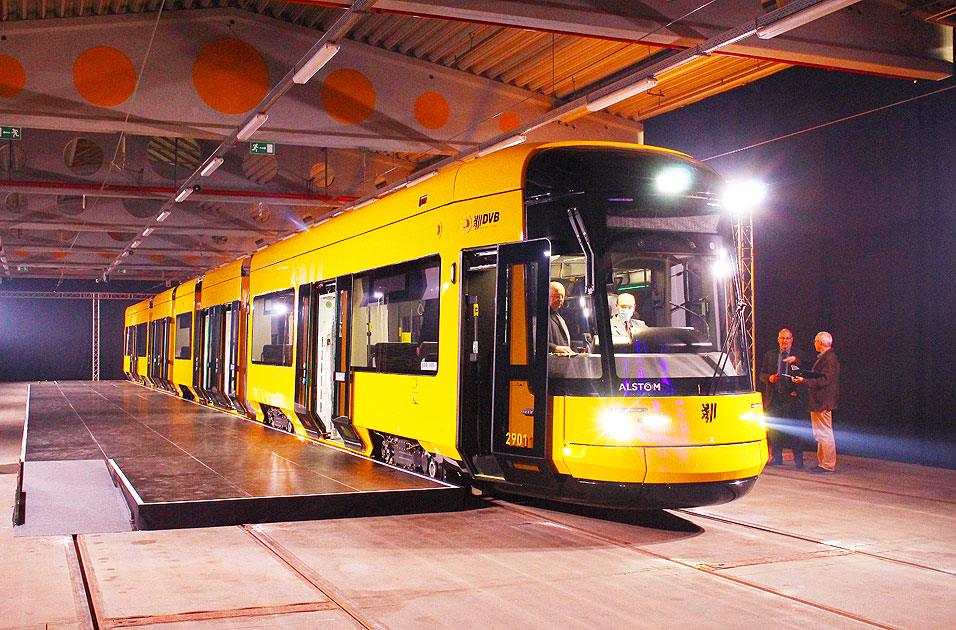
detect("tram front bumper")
[561,440,766,484]
[554,440,767,507]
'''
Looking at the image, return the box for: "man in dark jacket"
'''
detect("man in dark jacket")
[757,328,809,468]
[548,282,574,355]
[794,331,840,473]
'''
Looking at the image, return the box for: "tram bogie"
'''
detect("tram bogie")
[123,141,768,510]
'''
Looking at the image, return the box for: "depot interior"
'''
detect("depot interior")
[0,0,954,467]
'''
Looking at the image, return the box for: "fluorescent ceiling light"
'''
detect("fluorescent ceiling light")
[756,0,859,39]
[293,42,341,84]
[405,171,438,188]
[586,77,658,112]
[156,210,171,222]
[701,31,753,54]
[174,188,193,203]
[200,157,224,177]
[236,113,269,141]
[477,135,527,158]
[142,227,153,237]
[131,240,142,249]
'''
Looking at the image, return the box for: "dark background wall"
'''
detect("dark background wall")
[645,66,956,467]
[0,279,163,382]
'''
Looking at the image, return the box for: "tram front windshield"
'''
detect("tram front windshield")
[548,243,747,393]
[525,146,751,395]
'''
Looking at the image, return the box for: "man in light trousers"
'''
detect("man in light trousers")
[794,331,840,473]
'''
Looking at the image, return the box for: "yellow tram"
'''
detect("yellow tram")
[125,141,768,508]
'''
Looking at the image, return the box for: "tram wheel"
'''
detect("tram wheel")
[423,453,443,480]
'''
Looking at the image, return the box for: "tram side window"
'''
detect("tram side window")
[351,256,441,375]
[135,323,148,357]
[124,327,133,356]
[175,313,192,359]
[251,289,295,366]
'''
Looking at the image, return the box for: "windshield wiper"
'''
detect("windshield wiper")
[708,255,748,395]
[567,207,595,295]
[708,298,746,395]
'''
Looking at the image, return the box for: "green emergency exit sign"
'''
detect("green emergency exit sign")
[249,142,274,155]
[0,126,22,140]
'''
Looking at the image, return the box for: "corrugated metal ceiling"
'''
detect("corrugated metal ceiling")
[0,0,792,123]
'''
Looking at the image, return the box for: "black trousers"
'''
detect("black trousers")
[766,397,811,459]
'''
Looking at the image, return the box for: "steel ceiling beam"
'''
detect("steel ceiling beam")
[0,291,158,299]
[0,220,287,238]
[351,0,949,80]
[0,180,355,207]
[0,243,249,256]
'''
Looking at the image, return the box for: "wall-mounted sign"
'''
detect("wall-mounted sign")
[249,142,274,155]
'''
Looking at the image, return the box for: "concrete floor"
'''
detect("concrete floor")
[2,381,955,629]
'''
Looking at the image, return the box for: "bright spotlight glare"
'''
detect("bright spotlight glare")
[656,167,692,195]
[712,258,737,278]
[600,410,635,440]
[639,413,671,431]
[723,179,767,213]
[739,410,766,429]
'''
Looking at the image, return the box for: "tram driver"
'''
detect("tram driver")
[610,292,646,340]
[548,281,575,355]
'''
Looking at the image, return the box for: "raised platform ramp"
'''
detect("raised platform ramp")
[18,380,463,530]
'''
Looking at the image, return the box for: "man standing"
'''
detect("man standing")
[548,282,574,355]
[757,329,808,468]
[794,331,840,473]
[610,292,646,340]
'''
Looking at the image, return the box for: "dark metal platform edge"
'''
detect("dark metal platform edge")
[11,386,30,526]
[107,459,465,530]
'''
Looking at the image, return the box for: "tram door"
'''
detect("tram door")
[148,318,171,391]
[458,248,498,471]
[314,290,337,434]
[133,322,147,384]
[203,305,225,407]
[193,305,229,408]
[460,240,553,484]
[128,326,138,381]
[222,301,247,414]
[192,308,208,404]
[489,239,553,486]
[294,281,338,438]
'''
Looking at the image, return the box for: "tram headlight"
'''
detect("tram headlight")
[600,409,635,440]
[639,413,671,431]
[740,403,766,429]
[599,409,671,440]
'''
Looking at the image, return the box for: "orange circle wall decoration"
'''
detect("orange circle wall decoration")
[321,69,376,125]
[0,55,26,98]
[192,38,269,115]
[498,112,521,133]
[73,47,136,107]
[414,92,449,130]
